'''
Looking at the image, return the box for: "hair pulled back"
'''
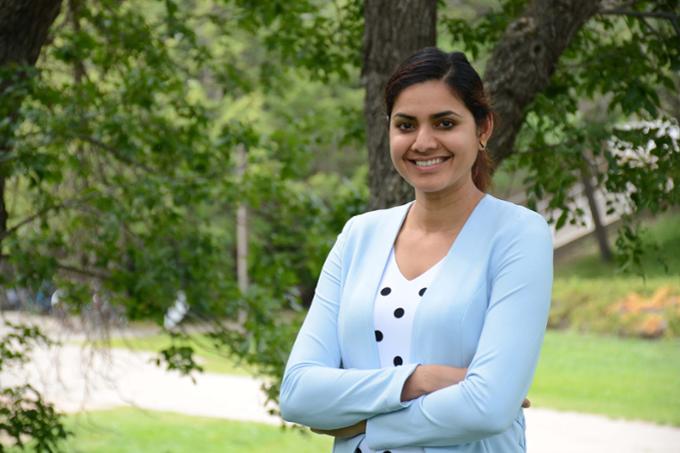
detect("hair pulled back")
[384,47,494,192]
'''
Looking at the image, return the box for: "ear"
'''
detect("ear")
[477,113,494,145]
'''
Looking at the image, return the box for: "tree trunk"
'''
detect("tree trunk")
[483,0,601,168]
[0,0,62,65]
[363,0,437,210]
[0,0,62,249]
[235,145,249,294]
[581,162,613,262]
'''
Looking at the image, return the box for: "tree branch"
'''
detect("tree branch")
[599,8,680,37]
[484,0,602,168]
[77,135,156,174]
[0,196,89,241]
[600,9,679,21]
[56,262,110,280]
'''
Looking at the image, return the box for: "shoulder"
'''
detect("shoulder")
[341,201,412,237]
[484,195,552,240]
[482,195,553,271]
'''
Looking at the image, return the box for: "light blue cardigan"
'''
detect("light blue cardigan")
[280,194,553,452]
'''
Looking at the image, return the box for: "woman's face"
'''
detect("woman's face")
[389,80,491,197]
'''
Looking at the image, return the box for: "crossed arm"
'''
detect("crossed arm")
[279,215,552,449]
[312,365,531,439]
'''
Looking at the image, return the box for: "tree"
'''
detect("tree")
[1,3,367,449]
[363,0,437,210]
[1,2,71,451]
[0,0,62,258]
[366,0,679,270]
[0,0,678,449]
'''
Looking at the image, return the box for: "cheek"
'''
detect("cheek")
[443,132,477,155]
[389,134,412,157]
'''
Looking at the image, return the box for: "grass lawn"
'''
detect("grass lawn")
[544,211,680,427]
[6,330,677,453]
[8,409,331,453]
[76,212,679,434]
[532,329,680,426]
[104,328,680,427]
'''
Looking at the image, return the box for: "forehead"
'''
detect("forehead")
[392,80,468,116]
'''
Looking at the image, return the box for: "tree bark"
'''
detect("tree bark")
[363,0,437,210]
[483,0,602,168]
[0,0,62,65]
[581,162,613,262]
[0,0,62,247]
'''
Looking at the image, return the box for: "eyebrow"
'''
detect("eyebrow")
[393,110,463,121]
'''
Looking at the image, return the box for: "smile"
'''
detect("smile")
[410,156,451,168]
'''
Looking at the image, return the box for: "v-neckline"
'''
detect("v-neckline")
[345,193,492,370]
[391,193,489,282]
[390,246,446,283]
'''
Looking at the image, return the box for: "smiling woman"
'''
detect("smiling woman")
[385,50,494,195]
[388,80,490,197]
[280,47,553,453]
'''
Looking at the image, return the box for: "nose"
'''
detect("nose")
[411,126,438,153]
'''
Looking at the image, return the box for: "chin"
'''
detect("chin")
[413,184,454,195]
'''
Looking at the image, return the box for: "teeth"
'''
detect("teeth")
[415,157,446,167]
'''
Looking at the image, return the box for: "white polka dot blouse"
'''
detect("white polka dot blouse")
[356,247,444,453]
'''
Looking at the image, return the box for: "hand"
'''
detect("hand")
[401,365,467,401]
[401,365,532,409]
[311,420,366,439]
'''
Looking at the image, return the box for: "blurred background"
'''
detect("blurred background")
[0,0,678,451]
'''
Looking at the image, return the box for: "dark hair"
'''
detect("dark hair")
[384,47,493,192]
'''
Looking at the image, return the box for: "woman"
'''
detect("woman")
[279,47,553,453]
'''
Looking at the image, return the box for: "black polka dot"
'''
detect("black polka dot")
[375,330,383,342]
[419,287,427,296]
[380,287,391,296]
[384,451,392,453]
[393,356,403,366]
[354,449,361,453]
[394,307,405,318]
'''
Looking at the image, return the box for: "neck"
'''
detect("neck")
[408,182,485,234]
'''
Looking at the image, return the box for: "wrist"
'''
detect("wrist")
[401,365,427,401]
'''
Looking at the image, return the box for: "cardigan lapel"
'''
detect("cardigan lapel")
[409,194,492,363]
[342,201,414,369]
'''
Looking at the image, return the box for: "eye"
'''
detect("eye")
[436,119,456,129]
[395,122,415,132]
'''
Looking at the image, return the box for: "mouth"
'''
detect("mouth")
[409,156,452,170]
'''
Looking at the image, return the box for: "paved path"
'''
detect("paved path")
[3,343,680,453]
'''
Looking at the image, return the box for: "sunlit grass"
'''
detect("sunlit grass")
[7,409,331,453]
[533,330,680,426]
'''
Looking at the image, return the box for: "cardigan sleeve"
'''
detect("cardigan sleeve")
[279,216,418,430]
[363,213,553,449]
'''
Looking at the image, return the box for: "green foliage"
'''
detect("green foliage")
[443,0,680,274]
[1,1,368,438]
[551,277,679,336]
[0,322,70,452]
[557,211,680,279]
[2,1,680,450]
[228,0,364,82]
